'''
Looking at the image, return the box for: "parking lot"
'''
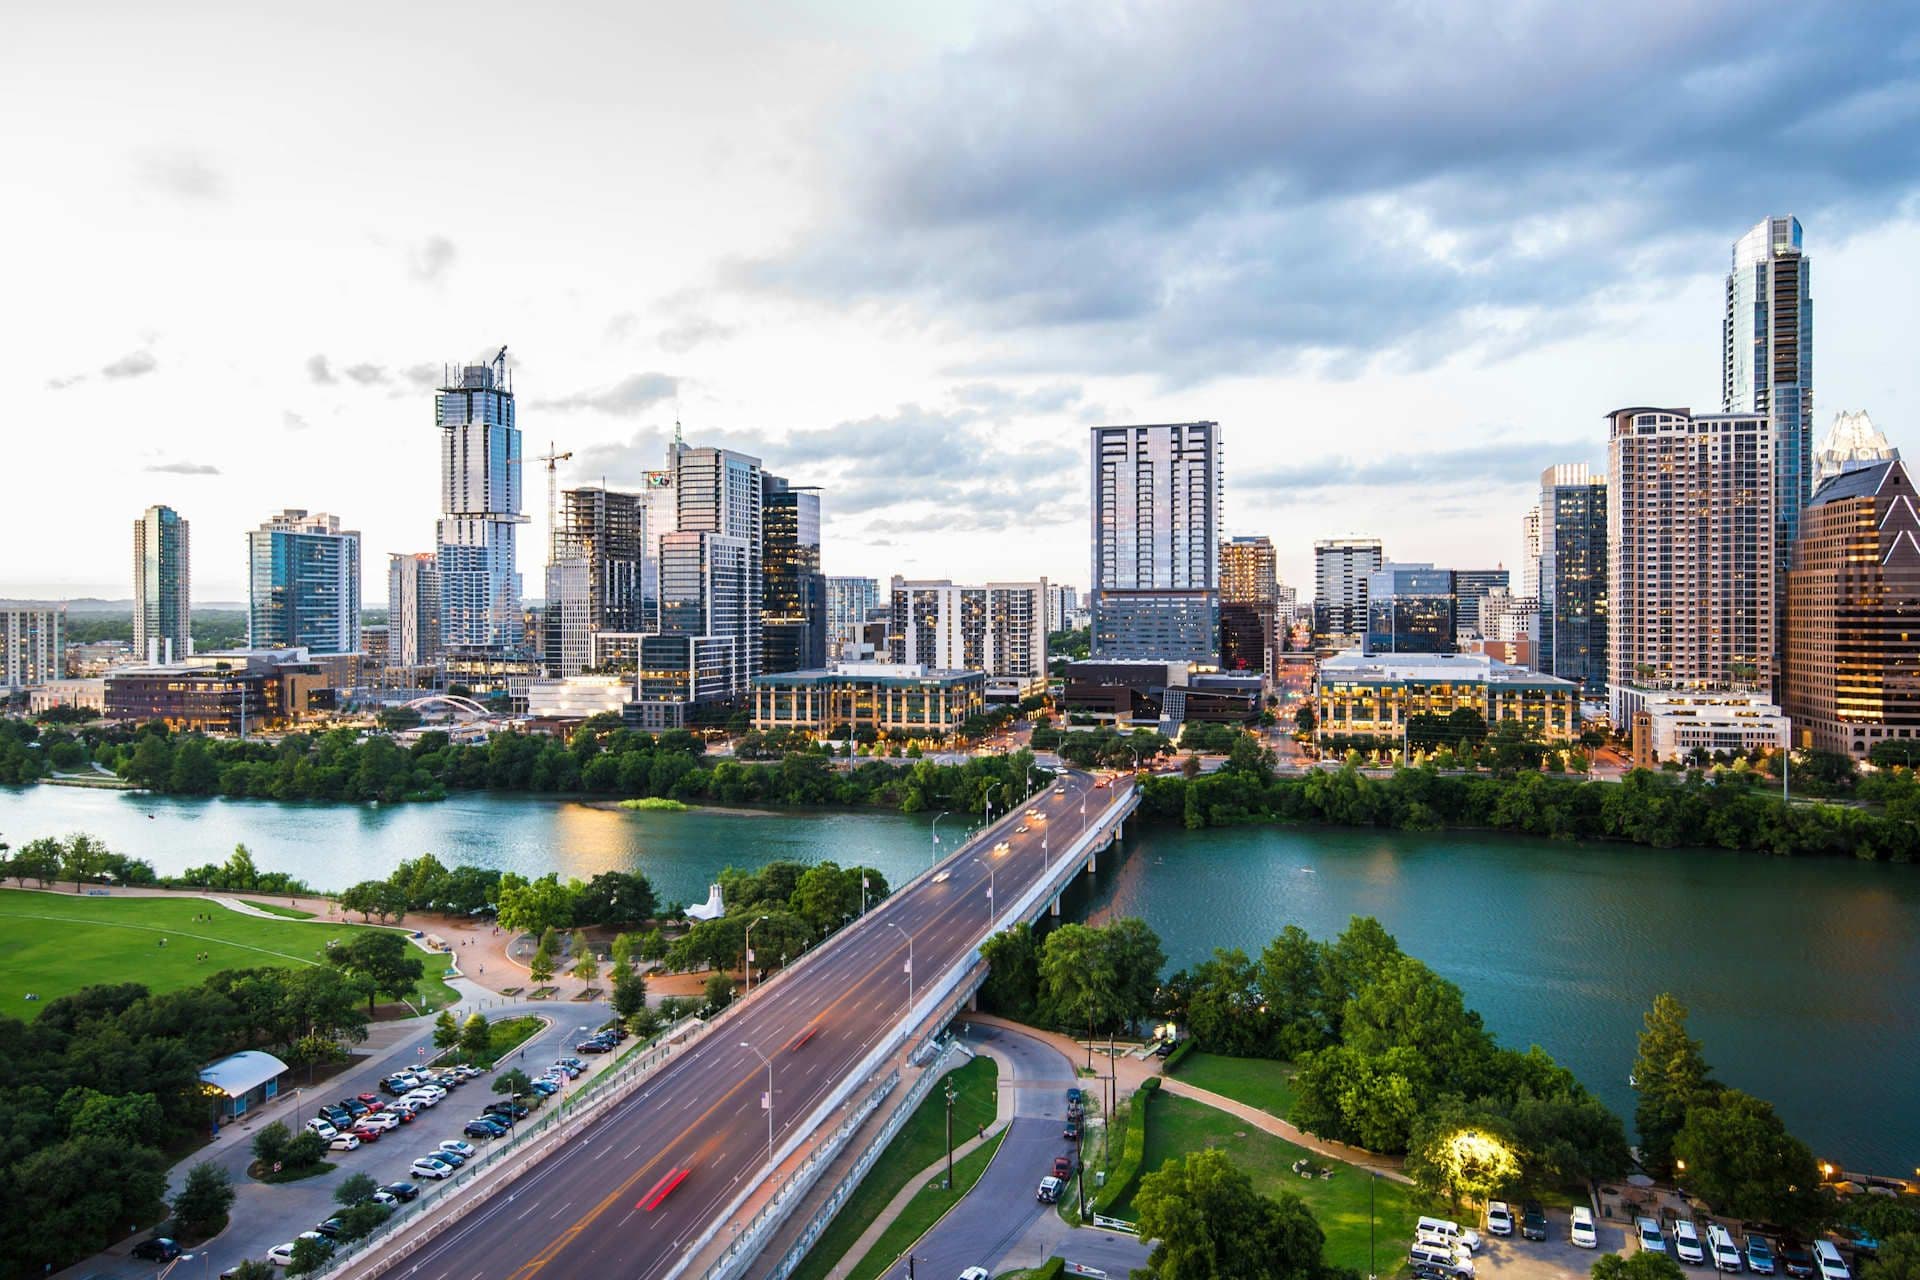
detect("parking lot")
[1469,1208,1629,1280]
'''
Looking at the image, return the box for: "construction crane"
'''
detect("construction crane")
[537,440,573,560]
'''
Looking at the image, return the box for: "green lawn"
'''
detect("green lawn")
[461,1016,545,1069]
[0,888,455,1017]
[789,1055,999,1280]
[1111,1091,1431,1276]
[1173,1052,1299,1119]
[847,1131,1005,1280]
[243,900,316,919]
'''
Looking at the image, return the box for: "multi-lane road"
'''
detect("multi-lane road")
[377,768,1122,1280]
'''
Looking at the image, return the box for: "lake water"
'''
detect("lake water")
[3,784,1915,1171]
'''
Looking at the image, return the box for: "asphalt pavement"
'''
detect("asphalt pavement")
[367,770,1124,1280]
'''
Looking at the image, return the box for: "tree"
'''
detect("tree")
[1863,1234,1920,1280]
[326,929,424,1014]
[494,872,577,936]
[1132,1147,1328,1280]
[572,946,601,985]
[1294,705,1316,736]
[433,1009,461,1051]
[612,966,649,1022]
[1671,1089,1828,1234]
[610,932,638,972]
[59,833,112,889]
[528,933,556,984]
[285,1128,327,1169]
[287,1234,331,1275]
[1592,1251,1688,1280]
[1103,916,1166,1028]
[251,1121,293,1170]
[638,928,668,962]
[12,836,61,886]
[172,1160,235,1236]
[340,880,388,921]
[495,1068,533,1099]
[1039,923,1123,1053]
[460,1013,492,1062]
[224,1262,276,1280]
[1406,1103,1522,1208]
[334,1172,379,1207]
[702,972,734,1013]
[573,871,658,927]
[978,924,1042,1019]
[1632,993,1715,1177]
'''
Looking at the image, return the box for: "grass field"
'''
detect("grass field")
[1110,1091,1431,1275]
[0,888,457,1016]
[243,899,316,919]
[848,1131,1004,1280]
[1173,1052,1299,1119]
[788,1055,999,1280]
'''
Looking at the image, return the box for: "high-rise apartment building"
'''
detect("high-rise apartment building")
[247,509,361,655]
[636,470,675,632]
[762,473,826,674]
[826,576,880,660]
[1724,216,1811,667]
[1451,568,1510,641]
[1046,585,1079,634]
[133,503,191,665]
[1313,537,1383,648]
[1536,464,1608,695]
[1089,422,1222,663]
[1,605,64,688]
[1814,410,1898,488]
[542,558,594,677]
[1365,563,1456,654]
[1607,407,1774,723]
[889,578,1049,697]
[435,352,524,654]
[1220,535,1278,673]
[1785,459,1920,760]
[1521,506,1541,598]
[386,552,441,669]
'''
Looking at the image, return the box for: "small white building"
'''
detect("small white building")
[28,678,107,713]
[1635,690,1788,761]
[525,675,632,720]
[199,1049,289,1122]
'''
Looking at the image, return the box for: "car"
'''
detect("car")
[1065,1087,1082,1103]
[1418,1218,1482,1254]
[305,1118,340,1140]
[131,1237,182,1262]
[371,1189,399,1208]
[1036,1176,1062,1204]
[356,1092,383,1106]
[411,1157,454,1180]
[1153,1039,1177,1058]
[1670,1218,1705,1265]
[338,1098,370,1118]
[320,1106,351,1126]
[433,1149,468,1168]
[1812,1241,1851,1280]
[439,1140,476,1159]
[1570,1207,1598,1250]
[314,1216,346,1238]
[350,1124,383,1142]
[1707,1224,1743,1273]
[1053,784,1066,795]
[388,1101,419,1122]
[1051,1154,1074,1180]
[601,1025,630,1042]
[529,1080,560,1097]
[266,1234,333,1266]
[557,1056,585,1068]
[1026,808,1045,821]
[380,1076,409,1095]
[470,1115,512,1136]
[1063,1120,1079,1140]
[380,1181,420,1203]
[1638,1218,1670,1256]
[1410,1243,1474,1277]
[1093,777,1110,789]
[328,1133,361,1152]
[577,1039,613,1053]
[1749,1234,1777,1275]
[993,841,1011,855]
[1521,1203,1548,1242]
[1781,1241,1817,1279]
[359,1112,399,1132]
[454,1064,482,1079]
[1486,1203,1514,1237]
[403,1089,441,1108]
[962,1268,992,1280]
[466,1119,508,1138]
[485,1100,529,1119]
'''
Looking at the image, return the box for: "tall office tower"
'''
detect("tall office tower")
[636,470,675,631]
[435,351,524,653]
[1313,537,1383,648]
[246,509,362,654]
[761,473,826,673]
[1606,407,1774,723]
[1814,410,1898,487]
[133,503,191,664]
[1089,422,1222,663]
[888,579,1050,697]
[673,445,763,688]
[1724,216,1811,664]
[1,604,64,688]
[1521,506,1541,598]
[826,576,880,660]
[1047,585,1079,633]
[1364,563,1456,654]
[1451,568,1510,641]
[386,552,442,668]
[1536,463,1609,695]
[1219,535,1278,673]
[542,559,593,677]
[1786,459,1920,760]
[545,485,645,676]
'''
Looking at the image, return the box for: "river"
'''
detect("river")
[2,784,1914,1171]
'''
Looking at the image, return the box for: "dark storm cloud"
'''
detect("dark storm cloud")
[536,372,681,414]
[746,0,1920,377]
[1244,440,1601,495]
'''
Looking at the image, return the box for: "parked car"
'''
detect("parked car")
[464,1119,503,1138]
[1570,1207,1598,1250]
[1748,1234,1777,1275]
[1780,1241,1817,1278]
[305,1118,339,1140]
[350,1124,383,1142]
[1707,1224,1743,1273]
[380,1181,420,1203]
[1409,1243,1474,1277]
[1063,1120,1079,1140]
[1638,1218,1670,1256]
[266,1234,333,1266]
[1418,1218,1483,1253]
[577,1039,613,1054]
[1486,1203,1514,1237]
[355,1092,383,1106]
[439,1140,476,1159]
[1672,1218,1706,1266]
[410,1157,454,1180]
[328,1133,361,1152]
[1521,1203,1548,1242]
[486,1100,529,1120]
[358,1112,399,1132]
[371,1189,399,1208]
[131,1237,182,1262]
[314,1217,346,1239]
[434,1149,468,1168]
[1051,1154,1074,1180]
[470,1116,512,1137]
[1036,1176,1062,1204]
[338,1098,370,1118]
[529,1080,560,1097]
[1812,1241,1851,1280]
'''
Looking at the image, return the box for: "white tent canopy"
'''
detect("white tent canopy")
[199,1050,289,1098]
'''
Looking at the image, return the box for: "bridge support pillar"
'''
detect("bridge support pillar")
[1049,893,1061,917]
[1085,848,1097,875]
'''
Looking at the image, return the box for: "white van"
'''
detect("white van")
[1570,1207,1598,1250]
[1708,1224,1743,1273]
[1418,1217,1483,1253]
[1812,1241,1850,1280]
[1409,1243,1474,1277]
[1672,1219,1706,1265]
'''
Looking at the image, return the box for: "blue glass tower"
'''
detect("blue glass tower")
[435,349,525,653]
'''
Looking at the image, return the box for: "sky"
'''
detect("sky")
[6,0,1920,605]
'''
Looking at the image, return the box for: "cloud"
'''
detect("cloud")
[134,149,226,201]
[144,461,221,475]
[409,235,457,283]
[101,350,158,380]
[344,363,389,385]
[306,354,336,384]
[45,374,86,391]
[1243,439,1601,496]
[658,316,734,354]
[401,363,442,389]
[282,411,310,431]
[536,371,680,415]
[745,1,1920,380]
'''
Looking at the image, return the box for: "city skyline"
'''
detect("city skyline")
[8,4,1919,602]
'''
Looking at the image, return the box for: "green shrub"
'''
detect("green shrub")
[1092,1084,1154,1214]
[1163,1040,1196,1072]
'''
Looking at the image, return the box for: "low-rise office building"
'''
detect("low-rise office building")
[1061,660,1256,726]
[525,674,632,720]
[1315,649,1580,747]
[752,661,985,737]
[28,678,107,713]
[1630,691,1788,764]
[105,649,336,732]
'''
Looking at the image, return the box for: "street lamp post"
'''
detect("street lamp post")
[743,914,770,994]
[973,857,996,928]
[886,921,915,1013]
[740,1040,775,1163]
[930,811,952,869]
[984,781,1002,825]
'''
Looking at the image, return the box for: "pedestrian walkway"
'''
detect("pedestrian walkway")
[1157,1077,1411,1181]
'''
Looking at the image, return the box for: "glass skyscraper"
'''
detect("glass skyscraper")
[761,473,826,674]
[1089,422,1222,663]
[133,503,191,664]
[247,509,361,655]
[1536,464,1608,695]
[826,576,880,660]
[1364,563,1456,654]
[435,352,524,653]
